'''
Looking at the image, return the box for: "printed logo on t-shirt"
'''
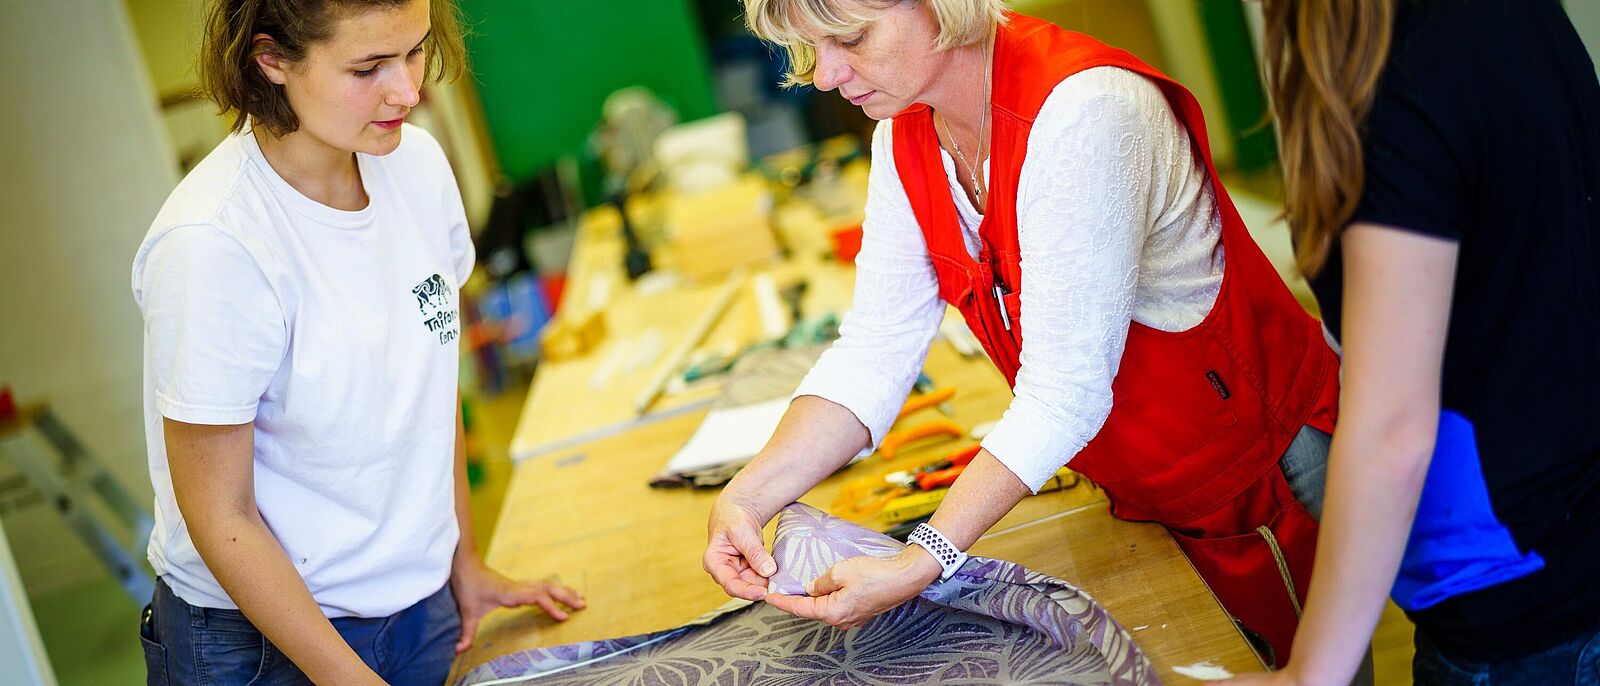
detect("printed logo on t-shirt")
[411,273,459,345]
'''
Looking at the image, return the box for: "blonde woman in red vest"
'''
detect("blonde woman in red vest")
[703,0,1354,673]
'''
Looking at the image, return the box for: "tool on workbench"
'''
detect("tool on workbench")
[831,480,912,520]
[880,463,964,493]
[882,443,981,490]
[680,311,839,384]
[912,373,957,417]
[633,273,747,414]
[751,273,791,341]
[920,443,983,471]
[830,443,980,518]
[610,193,654,281]
[897,387,955,420]
[914,464,966,490]
[883,514,932,542]
[881,467,1086,523]
[880,490,949,523]
[876,419,963,461]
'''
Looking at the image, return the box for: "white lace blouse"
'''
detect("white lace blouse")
[794,66,1226,492]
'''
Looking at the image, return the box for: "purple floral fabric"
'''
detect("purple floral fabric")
[768,503,904,595]
[454,503,1158,686]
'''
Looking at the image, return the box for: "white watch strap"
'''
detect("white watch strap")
[909,523,969,581]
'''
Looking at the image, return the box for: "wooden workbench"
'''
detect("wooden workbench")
[464,162,1264,683]
[452,346,1261,683]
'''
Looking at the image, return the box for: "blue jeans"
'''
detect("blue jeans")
[1278,425,1376,686]
[1414,623,1600,685]
[140,577,460,685]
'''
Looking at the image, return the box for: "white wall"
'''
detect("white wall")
[0,0,176,594]
[0,519,55,686]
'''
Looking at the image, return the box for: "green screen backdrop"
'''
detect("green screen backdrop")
[458,0,718,182]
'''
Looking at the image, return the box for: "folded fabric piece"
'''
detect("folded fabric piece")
[454,503,1157,686]
[1391,410,1545,611]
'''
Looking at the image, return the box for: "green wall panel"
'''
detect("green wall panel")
[459,0,717,181]
[1198,1,1277,173]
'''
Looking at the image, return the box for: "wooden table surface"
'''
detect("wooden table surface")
[452,345,1261,682]
[467,161,1264,683]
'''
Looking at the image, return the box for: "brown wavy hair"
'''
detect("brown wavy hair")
[1261,0,1396,277]
[199,0,466,137]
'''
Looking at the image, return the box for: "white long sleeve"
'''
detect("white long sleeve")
[796,67,1223,487]
[983,67,1223,491]
[791,120,946,454]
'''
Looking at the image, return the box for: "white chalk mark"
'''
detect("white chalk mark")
[1172,661,1234,680]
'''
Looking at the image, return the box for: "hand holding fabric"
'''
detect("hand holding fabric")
[450,560,586,654]
[704,493,779,601]
[764,547,943,629]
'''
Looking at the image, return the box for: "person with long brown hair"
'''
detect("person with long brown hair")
[1226,0,1600,683]
[133,1,583,683]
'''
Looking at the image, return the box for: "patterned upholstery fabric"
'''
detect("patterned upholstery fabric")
[453,503,1157,686]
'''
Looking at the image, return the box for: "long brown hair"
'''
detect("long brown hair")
[199,0,467,137]
[1261,0,1396,277]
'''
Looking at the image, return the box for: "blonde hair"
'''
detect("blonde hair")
[744,0,1007,87]
[1260,0,1395,277]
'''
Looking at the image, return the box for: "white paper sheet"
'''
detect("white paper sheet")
[663,397,792,473]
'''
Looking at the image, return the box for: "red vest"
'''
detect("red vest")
[892,15,1341,666]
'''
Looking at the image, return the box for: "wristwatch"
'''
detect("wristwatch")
[908,522,970,581]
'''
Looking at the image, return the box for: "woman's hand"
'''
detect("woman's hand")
[701,396,876,600]
[703,493,779,601]
[449,559,586,654]
[763,546,943,629]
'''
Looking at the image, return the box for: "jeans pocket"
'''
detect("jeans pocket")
[1578,628,1600,686]
[139,605,169,686]
[242,642,301,686]
[140,635,169,686]
[196,630,270,684]
[1412,637,1489,686]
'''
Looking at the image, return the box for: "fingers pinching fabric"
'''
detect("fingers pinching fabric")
[453,503,1158,686]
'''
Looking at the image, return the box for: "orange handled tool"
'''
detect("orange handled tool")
[916,464,966,490]
[877,420,964,461]
[943,444,983,467]
[897,388,956,420]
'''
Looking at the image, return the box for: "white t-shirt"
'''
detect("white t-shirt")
[131,124,475,618]
[794,67,1224,492]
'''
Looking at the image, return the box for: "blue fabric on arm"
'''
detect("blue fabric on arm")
[1392,410,1545,611]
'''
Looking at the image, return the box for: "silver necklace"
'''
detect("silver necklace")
[938,34,994,209]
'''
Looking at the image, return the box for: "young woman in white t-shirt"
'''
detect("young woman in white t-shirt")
[132,1,583,683]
